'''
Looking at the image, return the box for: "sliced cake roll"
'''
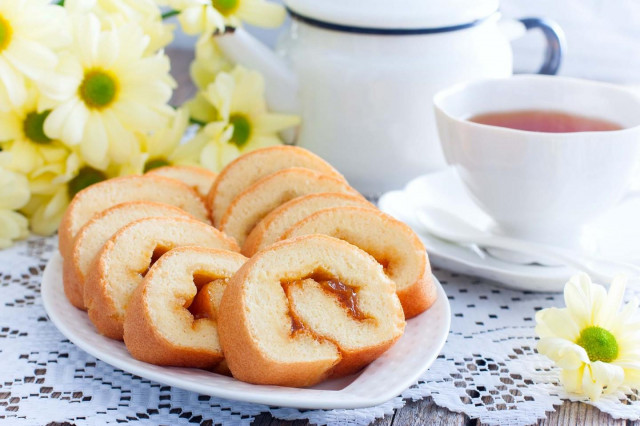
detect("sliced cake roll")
[63,201,195,310]
[242,192,376,256]
[59,175,209,257]
[218,234,405,387]
[146,165,217,200]
[220,168,360,247]
[124,246,247,369]
[282,206,437,318]
[207,146,345,227]
[84,217,238,340]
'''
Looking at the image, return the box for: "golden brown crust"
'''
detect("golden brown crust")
[219,168,360,247]
[58,175,209,257]
[85,240,124,339]
[124,246,246,368]
[62,250,85,310]
[207,146,345,227]
[242,192,375,256]
[396,272,438,319]
[218,234,405,387]
[282,206,437,319]
[63,201,194,311]
[84,217,238,340]
[218,255,339,387]
[146,165,218,200]
[125,285,224,368]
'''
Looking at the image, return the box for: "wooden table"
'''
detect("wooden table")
[166,48,631,426]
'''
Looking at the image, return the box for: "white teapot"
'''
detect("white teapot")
[216,0,565,196]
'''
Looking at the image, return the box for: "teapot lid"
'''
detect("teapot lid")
[284,0,500,31]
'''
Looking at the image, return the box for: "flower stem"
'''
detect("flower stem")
[161,9,180,20]
[189,117,207,127]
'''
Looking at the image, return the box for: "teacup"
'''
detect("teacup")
[433,75,640,248]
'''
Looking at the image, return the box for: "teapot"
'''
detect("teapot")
[215,0,565,196]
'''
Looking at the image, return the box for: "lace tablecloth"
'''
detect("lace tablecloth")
[1,236,639,425]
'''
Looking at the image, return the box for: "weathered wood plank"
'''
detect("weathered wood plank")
[537,402,625,426]
[251,411,393,426]
[391,398,469,426]
[370,413,394,426]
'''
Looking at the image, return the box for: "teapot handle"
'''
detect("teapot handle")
[516,18,566,75]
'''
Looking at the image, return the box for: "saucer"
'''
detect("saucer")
[379,168,640,292]
[41,253,450,410]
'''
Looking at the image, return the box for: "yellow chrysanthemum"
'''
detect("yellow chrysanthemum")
[195,121,236,172]
[169,0,286,37]
[190,38,233,91]
[0,88,72,176]
[0,167,30,248]
[184,38,233,124]
[65,0,174,54]
[43,13,175,171]
[194,66,299,171]
[21,151,83,236]
[0,0,71,110]
[139,108,203,171]
[536,273,640,400]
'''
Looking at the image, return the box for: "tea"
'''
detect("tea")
[468,109,623,133]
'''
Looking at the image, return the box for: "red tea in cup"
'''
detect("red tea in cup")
[469,109,622,133]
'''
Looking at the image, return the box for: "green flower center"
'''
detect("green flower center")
[576,326,619,363]
[229,114,251,148]
[144,158,170,173]
[79,70,118,109]
[23,110,52,144]
[211,0,239,16]
[0,15,12,53]
[68,167,107,199]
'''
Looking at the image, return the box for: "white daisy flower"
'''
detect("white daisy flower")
[0,167,30,247]
[43,13,176,171]
[194,66,299,171]
[536,273,640,400]
[64,0,174,54]
[169,0,286,37]
[0,0,71,110]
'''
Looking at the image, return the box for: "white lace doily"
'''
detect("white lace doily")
[1,236,639,425]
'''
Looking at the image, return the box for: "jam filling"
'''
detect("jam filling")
[318,278,368,321]
[376,257,391,274]
[187,276,228,320]
[281,271,369,335]
[140,246,170,277]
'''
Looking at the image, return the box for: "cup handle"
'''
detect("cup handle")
[517,18,566,75]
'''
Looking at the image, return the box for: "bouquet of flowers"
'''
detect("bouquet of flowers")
[0,0,299,248]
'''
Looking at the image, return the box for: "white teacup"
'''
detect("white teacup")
[433,75,640,248]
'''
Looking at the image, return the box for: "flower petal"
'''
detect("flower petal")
[80,113,109,170]
[0,210,29,248]
[564,273,605,329]
[596,275,627,329]
[537,337,590,369]
[561,365,585,394]
[0,168,30,210]
[573,361,628,401]
[237,0,286,28]
[0,59,27,109]
[535,307,581,341]
[4,36,58,81]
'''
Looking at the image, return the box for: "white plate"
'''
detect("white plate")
[41,252,450,410]
[379,168,640,292]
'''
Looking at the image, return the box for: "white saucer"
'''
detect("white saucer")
[379,168,640,292]
[41,253,450,410]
